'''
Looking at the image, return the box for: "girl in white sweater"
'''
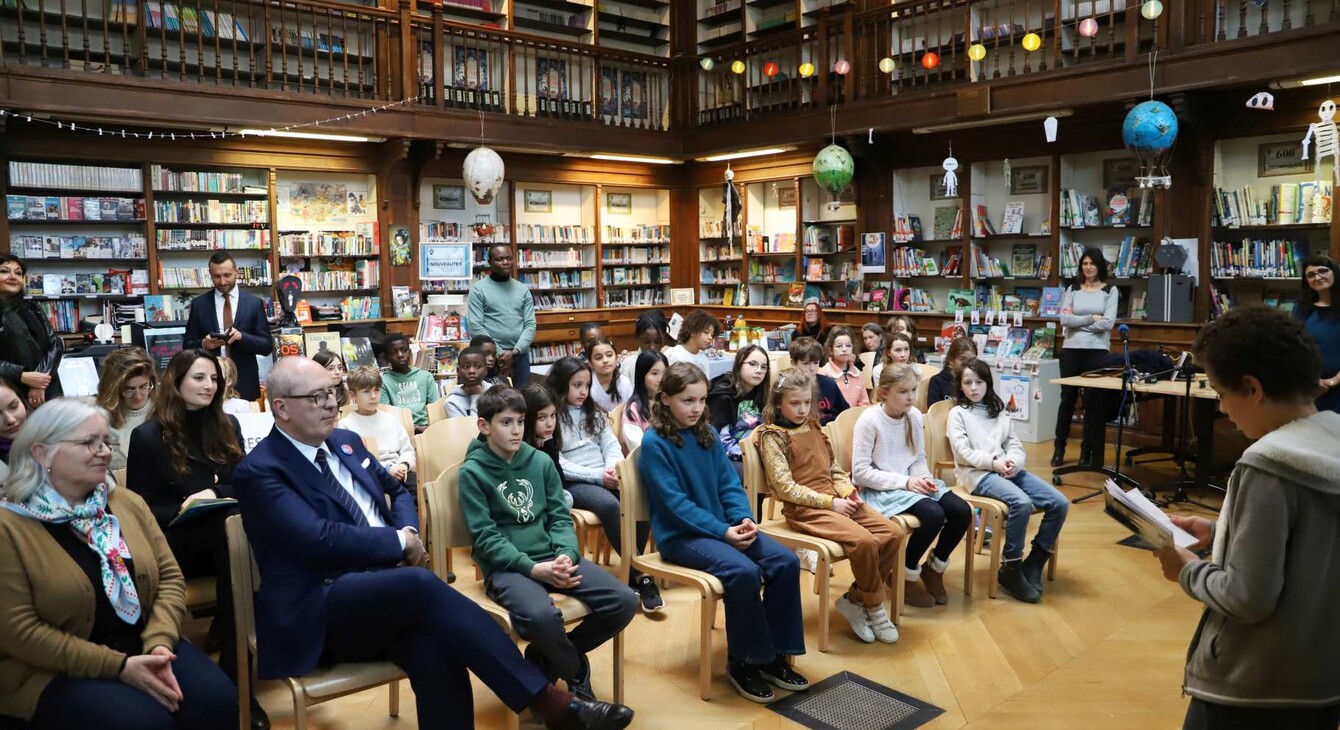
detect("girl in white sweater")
[853,365,972,608]
[947,359,1068,603]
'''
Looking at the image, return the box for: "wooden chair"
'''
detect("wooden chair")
[382,404,416,442]
[414,415,481,575]
[608,402,628,456]
[741,432,905,652]
[113,467,217,617]
[924,400,1058,598]
[915,373,934,412]
[616,448,725,701]
[426,400,449,425]
[421,465,623,730]
[860,352,878,394]
[225,515,404,730]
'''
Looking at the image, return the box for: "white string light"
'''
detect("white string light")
[0,96,421,141]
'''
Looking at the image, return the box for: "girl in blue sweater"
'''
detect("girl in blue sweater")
[638,363,808,703]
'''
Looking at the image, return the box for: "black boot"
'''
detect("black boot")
[1049,441,1066,467]
[1077,443,1095,467]
[1021,547,1051,594]
[997,560,1041,603]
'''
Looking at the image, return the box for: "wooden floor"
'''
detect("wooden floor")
[241,441,1222,729]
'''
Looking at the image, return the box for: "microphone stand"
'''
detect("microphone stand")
[1152,360,1220,511]
[1056,327,1141,501]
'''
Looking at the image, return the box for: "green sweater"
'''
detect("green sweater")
[459,438,580,579]
[380,367,438,426]
[467,276,537,353]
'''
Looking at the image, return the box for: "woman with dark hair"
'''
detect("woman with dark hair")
[622,350,668,451]
[124,349,267,728]
[1051,247,1119,467]
[0,254,63,409]
[0,377,29,483]
[94,347,157,471]
[708,344,770,473]
[311,349,350,409]
[1297,254,1340,413]
[797,298,831,343]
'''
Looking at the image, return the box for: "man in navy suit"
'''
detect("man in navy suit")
[184,251,273,400]
[233,356,633,730]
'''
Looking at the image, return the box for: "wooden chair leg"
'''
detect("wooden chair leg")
[388,679,400,717]
[1048,537,1059,580]
[699,596,717,701]
[507,702,521,730]
[817,553,831,652]
[962,511,977,598]
[987,511,1006,599]
[893,537,907,624]
[613,630,625,705]
[975,508,989,555]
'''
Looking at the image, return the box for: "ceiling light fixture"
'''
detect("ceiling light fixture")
[696,147,794,162]
[589,153,680,164]
[911,109,1073,134]
[235,129,379,142]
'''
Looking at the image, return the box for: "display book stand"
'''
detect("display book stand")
[926,351,1060,444]
[414,294,470,389]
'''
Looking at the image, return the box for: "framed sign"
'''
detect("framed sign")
[606,192,632,214]
[432,184,465,210]
[1258,141,1310,177]
[1102,158,1139,189]
[778,185,798,208]
[930,173,955,200]
[1009,165,1049,195]
[523,189,552,213]
[420,243,471,280]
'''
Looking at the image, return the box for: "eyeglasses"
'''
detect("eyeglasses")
[1305,270,1332,281]
[61,436,119,455]
[279,388,339,406]
[121,383,155,397]
[743,360,768,371]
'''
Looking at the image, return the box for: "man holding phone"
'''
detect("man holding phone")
[184,251,273,399]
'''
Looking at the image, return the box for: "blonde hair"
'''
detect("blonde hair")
[763,367,815,426]
[218,356,241,400]
[874,364,920,450]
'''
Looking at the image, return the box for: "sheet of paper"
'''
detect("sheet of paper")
[1104,480,1199,549]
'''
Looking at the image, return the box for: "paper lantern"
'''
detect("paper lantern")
[700,57,715,71]
[878,57,895,73]
[1022,32,1042,51]
[833,59,851,75]
[813,144,855,199]
[967,43,986,61]
[462,147,504,205]
[1141,0,1163,18]
[731,60,746,74]
[798,62,815,77]
[1078,17,1099,37]
[921,52,940,70]
[763,61,779,78]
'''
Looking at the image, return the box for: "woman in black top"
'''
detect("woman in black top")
[0,254,63,409]
[125,349,268,729]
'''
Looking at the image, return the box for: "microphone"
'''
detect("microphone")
[1117,323,1130,342]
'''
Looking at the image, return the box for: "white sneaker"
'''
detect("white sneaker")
[866,605,900,644]
[796,548,818,574]
[835,595,876,643]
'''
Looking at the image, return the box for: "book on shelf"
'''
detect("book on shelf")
[1001,327,1031,359]
[7,161,142,192]
[937,321,969,353]
[1022,327,1056,359]
[946,288,974,314]
[1039,287,1064,318]
[1014,286,1041,316]
[971,204,996,237]
[274,328,305,358]
[1210,238,1307,278]
[1214,182,1334,228]
[999,202,1025,235]
[931,206,960,240]
[982,325,1009,356]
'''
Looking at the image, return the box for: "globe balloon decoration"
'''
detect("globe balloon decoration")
[463,146,505,204]
[812,144,854,210]
[1122,100,1178,188]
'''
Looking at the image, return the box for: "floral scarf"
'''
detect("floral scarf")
[1,482,141,624]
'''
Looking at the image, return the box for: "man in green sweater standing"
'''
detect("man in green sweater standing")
[460,387,639,705]
[469,244,538,386]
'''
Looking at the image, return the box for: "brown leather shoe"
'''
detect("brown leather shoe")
[921,563,949,604]
[903,579,936,608]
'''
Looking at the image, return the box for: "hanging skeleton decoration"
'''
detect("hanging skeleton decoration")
[1302,100,1339,185]
[942,155,960,198]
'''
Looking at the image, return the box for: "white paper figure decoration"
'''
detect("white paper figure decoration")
[942,155,959,198]
[1302,100,1339,184]
[462,146,505,204]
[1044,115,1059,142]
[1003,158,1012,190]
[1245,92,1274,111]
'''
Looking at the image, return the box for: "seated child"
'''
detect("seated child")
[380,332,438,433]
[947,359,1068,603]
[756,368,904,644]
[621,350,667,452]
[871,332,914,393]
[218,356,254,415]
[446,346,489,417]
[639,362,809,703]
[338,366,417,494]
[707,344,770,472]
[460,386,638,702]
[469,334,511,388]
[663,309,719,378]
[819,327,870,408]
[789,337,848,425]
[928,337,978,405]
[852,365,971,608]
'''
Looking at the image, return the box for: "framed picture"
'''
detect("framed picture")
[1009,165,1049,195]
[536,58,568,100]
[930,173,955,200]
[1102,158,1139,189]
[524,189,552,213]
[778,186,797,208]
[420,243,471,280]
[452,46,489,90]
[1258,141,1311,177]
[620,70,648,121]
[432,184,465,210]
[606,192,632,215]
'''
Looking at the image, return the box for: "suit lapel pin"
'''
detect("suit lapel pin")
[341,444,354,455]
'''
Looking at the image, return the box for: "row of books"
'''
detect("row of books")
[601,266,668,286]
[746,229,796,254]
[420,221,511,241]
[801,257,858,282]
[1210,238,1308,278]
[604,288,666,307]
[26,270,150,297]
[701,265,742,285]
[532,292,589,311]
[274,331,378,370]
[337,296,383,321]
[418,311,469,343]
[160,264,270,289]
[801,224,857,254]
[969,246,1008,278]
[1214,182,1334,228]
[268,27,352,55]
[131,1,253,42]
[1060,239,1156,278]
[1060,187,1155,228]
[143,294,187,322]
[286,259,380,291]
[515,225,595,244]
[601,246,668,264]
[154,199,267,224]
[518,270,594,289]
[866,285,938,313]
[36,300,81,333]
[8,195,144,221]
[603,225,669,243]
[530,342,579,365]
[157,229,268,249]
[150,166,261,194]
[277,231,378,257]
[701,241,742,261]
[935,322,1057,360]
[701,283,746,306]
[13,234,148,259]
[747,260,796,283]
[1003,244,1054,279]
[7,162,141,192]
[518,249,588,268]
[699,221,728,238]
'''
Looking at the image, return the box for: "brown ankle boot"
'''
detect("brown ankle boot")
[921,563,948,604]
[903,579,936,608]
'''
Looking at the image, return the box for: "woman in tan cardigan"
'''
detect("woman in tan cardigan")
[0,398,237,729]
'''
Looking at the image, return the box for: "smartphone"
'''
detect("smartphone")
[208,331,229,340]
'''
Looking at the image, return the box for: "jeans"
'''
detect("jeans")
[900,490,973,569]
[565,482,650,581]
[659,533,805,665]
[1183,698,1340,730]
[973,470,1069,561]
[511,349,532,387]
[486,562,639,682]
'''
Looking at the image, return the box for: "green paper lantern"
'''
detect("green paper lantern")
[812,144,854,199]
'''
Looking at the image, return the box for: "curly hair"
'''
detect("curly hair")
[546,355,607,438]
[155,349,244,478]
[1193,305,1322,402]
[651,363,715,448]
[94,346,156,428]
[678,309,721,345]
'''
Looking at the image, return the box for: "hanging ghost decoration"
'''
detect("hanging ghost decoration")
[462,147,505,204]
[942,155,959,198]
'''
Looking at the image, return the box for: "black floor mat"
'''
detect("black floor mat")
[767,671,944,730]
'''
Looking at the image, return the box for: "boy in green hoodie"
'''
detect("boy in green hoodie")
[460,386,639,704]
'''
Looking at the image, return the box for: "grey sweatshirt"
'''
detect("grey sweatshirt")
[557,404,622,486]
[445,385,481,417]
[1058,285,1119,351]
[1179,410,1340,707]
